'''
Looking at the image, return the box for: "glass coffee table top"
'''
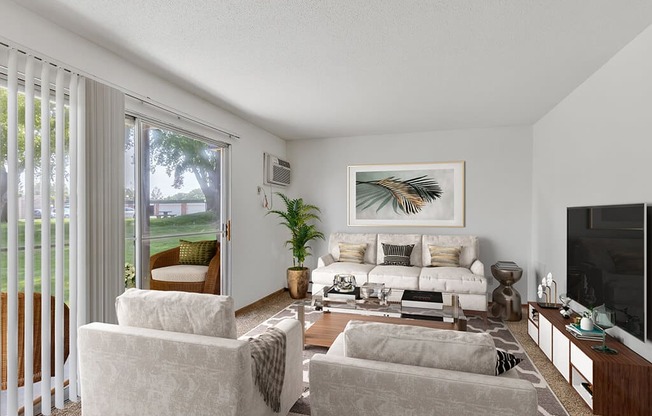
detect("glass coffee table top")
[306,287,465,320]
[295,288,467,347]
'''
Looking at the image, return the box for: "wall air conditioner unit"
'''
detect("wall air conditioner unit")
[264,153,291,187]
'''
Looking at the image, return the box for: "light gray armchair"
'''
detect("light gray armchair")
[78,289,303,416]
[310,321,538,416]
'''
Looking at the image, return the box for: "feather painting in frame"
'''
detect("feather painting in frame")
[348,162,465,227]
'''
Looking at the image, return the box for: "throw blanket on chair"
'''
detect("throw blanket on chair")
[249,327,286,412]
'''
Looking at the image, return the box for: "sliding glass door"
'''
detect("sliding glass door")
[125,117,229,292]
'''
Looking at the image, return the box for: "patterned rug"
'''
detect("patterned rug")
[242,305,569,416]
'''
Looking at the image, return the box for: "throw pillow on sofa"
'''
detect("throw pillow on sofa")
[496,348,522,375]
[338,243,367,263]
[429,245,461,267]
[381,243,414,266]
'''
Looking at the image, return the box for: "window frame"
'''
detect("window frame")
[125,113,231,293]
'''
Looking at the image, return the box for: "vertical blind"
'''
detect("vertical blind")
[1,46,86,416]
[84,79,125,325]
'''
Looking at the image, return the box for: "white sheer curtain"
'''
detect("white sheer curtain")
[1,46,86,416]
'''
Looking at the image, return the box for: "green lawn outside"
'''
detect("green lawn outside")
[1,212,219,300]
[126,211,219,260]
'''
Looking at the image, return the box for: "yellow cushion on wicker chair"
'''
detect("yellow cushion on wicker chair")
[178,240,217,266]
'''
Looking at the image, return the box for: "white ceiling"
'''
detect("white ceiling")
[16,1,652,140]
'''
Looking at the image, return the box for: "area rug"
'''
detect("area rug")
[242,305,570,416]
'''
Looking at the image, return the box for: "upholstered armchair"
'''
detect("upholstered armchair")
[310,321,538,416]
[149,241,220,294]
[78,289,304,416]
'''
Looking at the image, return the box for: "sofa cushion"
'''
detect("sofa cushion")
[311,262,375,286]
[115,289,237,339]
[421,235,478,268]
[381,243,414,266]
[338,243,367,263]
[496,348,522,375]
[151,264,208,282]
[178,239,217,265]
[368,265,420,290]
[428,245,461,267]
[377,234,423,267]
[419,267,487,294]
[329,233,377,264]
[343,321,496,376]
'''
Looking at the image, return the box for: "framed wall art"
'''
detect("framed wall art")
[348,161,465,227]
[588,204,644,231]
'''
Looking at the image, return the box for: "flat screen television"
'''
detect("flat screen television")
[567,204,645,341]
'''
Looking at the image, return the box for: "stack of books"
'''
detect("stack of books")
[324,286,361,300]
[565,323,604,341]
[494,261,521,270]
[400,309,453,322]
[400,290,443,310]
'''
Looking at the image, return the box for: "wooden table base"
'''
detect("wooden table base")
[304,312,467,348]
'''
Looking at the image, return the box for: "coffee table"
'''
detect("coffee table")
[296,289,467,347]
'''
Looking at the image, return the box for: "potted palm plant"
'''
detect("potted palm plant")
[268,193,324,299]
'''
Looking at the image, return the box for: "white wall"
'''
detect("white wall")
[0,1,288,309]
[533,24,652,360]
[287,125,533,298]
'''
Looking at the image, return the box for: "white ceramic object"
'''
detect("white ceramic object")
[580,317,594,331]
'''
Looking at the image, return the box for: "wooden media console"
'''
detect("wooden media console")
[528,302,652,416]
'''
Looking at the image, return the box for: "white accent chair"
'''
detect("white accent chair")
[310,321,538,416]
[78,289,303,416]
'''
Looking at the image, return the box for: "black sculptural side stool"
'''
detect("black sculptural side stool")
[490,262,523,321]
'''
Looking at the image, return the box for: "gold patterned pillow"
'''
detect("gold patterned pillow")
[338,243,367,263]
[179,240,217,265]
[429,245,461,267]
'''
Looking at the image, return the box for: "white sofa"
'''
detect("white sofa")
[310,321,537,416]
[78,289,304,416]
[312,233,487,312]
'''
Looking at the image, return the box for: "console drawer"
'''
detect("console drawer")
[528,319,538,345]
[571,343,593,383]
[539,315,552,360]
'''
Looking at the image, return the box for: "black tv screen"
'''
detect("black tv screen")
[567,204,645,340]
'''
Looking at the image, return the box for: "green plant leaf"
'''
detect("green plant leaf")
[266,192,325,267]
[356,176,443,215]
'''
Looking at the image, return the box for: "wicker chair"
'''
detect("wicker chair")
[149,243,221,295]
[1,292,70,389]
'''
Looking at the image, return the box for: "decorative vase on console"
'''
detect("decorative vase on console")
[559,294,571,318]
[580,310,594,331]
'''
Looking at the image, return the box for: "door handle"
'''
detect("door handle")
[226,220,231,241]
